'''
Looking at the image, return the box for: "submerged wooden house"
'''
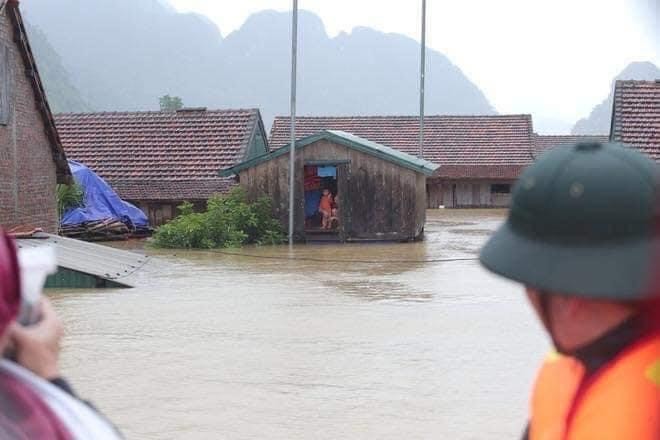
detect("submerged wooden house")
[221,130,438,242]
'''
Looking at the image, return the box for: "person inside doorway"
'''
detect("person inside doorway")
[319,188,334,229]
[330,193,339,229]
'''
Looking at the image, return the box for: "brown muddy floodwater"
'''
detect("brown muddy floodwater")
[50,210,548,439]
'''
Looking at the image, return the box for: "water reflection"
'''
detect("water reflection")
[51,210,548,440]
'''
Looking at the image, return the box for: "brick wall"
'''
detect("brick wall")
[0,7,58,233]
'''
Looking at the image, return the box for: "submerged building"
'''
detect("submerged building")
[56,108,269,225]
[269,115,536,208]
[222,130,438,242]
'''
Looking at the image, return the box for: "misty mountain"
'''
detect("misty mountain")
[571,61,660,135]
[21,0,223,113]
[20,1,494,126]
[25,24,90,113]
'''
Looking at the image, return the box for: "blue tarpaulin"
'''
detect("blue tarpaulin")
[62,161,149,228]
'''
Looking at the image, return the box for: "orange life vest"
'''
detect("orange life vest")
[529,330,660,440]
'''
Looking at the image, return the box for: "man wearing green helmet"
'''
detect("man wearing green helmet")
[479,142,660,440]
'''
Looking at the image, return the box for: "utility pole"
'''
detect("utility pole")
[419,0,427,159]
[288,0,298,245]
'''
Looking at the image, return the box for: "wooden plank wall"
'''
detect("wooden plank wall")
[437,181,514,208]
[238,139,427,241]
[427,179,443,208]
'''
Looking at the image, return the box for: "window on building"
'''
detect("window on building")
[490,184,511,194]
[0,45,11,125]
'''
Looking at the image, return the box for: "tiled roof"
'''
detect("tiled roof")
[610,80,660,160]
[111,179,236,202]
[269,115,535,179]
[5,1,70,182]
[55,109,262,200]
[222,130,439,177]
[533,134,609,156]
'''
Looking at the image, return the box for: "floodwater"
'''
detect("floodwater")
[50,210,549,440]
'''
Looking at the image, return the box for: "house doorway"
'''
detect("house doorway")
[304,165,339,232]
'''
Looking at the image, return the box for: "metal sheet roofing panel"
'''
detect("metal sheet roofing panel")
[16,234,149,284]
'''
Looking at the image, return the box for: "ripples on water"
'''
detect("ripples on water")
[51,210,548,439]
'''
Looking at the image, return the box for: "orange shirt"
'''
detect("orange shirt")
[319,194,333,211]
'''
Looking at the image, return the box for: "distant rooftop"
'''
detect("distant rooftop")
[55,109,267,201]
[222,130,439,177]
[533,134,609,156]
[270,115,535,179]
[610,80,660,160]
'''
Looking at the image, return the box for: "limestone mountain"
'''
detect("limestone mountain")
[21,0,222,113]
[21,1,494,126]
[24,23,90,113]
[572,61,660,135]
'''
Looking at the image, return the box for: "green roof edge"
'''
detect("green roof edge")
[220,130,439,177]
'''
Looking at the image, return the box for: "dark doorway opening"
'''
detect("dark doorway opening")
[304,165,339,233]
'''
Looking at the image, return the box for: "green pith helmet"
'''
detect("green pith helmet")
[480,142,659,300]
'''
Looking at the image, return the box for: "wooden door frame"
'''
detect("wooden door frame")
[303,160,351,242]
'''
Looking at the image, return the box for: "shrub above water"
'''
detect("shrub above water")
[152,188,284,248]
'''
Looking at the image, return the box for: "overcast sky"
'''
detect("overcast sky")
[167,0,659,133]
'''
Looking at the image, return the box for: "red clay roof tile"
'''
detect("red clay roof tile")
[55,109,260,201]
[111,179,236,202]
[269,115,535,179]
[533,134,609,156]
[610,80,660,160]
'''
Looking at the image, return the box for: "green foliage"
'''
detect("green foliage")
[159,95,183,112]
[177,201,195,216]
[151,188,284,249]
[56,183,84,219]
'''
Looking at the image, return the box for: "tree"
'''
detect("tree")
[159,95,183,112]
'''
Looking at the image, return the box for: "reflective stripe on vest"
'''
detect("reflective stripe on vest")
[530,332,660,440]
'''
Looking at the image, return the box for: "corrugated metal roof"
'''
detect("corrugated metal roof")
[221,130,440,177]
[16,234,148,285]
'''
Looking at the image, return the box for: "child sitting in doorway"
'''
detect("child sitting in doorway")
[319,188,334,229]
[330,194,339,229]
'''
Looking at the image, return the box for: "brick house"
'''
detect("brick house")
[609,80,659,160]
[0,0,70,233]
[55,108,268,225]
[269,115,536,208]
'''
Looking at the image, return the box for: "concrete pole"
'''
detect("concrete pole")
[288,0,298,245]
[419,0,427,159]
